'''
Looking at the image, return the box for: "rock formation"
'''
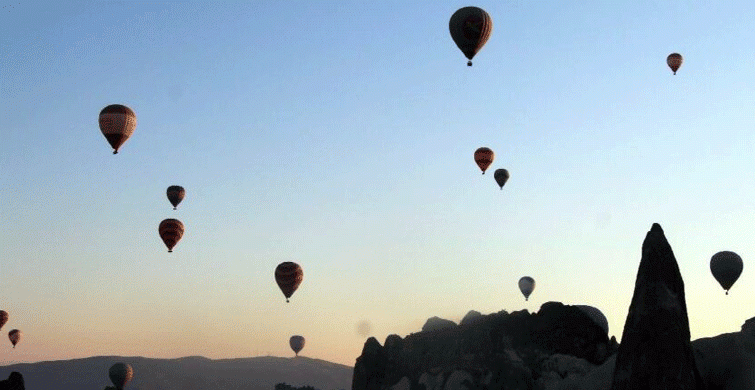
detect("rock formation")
[0,372,24,390]
[352,303,612,390]
[692,316,755,390]
[610,223,703,390]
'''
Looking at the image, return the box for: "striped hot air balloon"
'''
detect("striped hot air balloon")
[99,104,136,154]
[449,6,493,66]
[474,147,494,174]
[109,362,133,390]
[8,329,21,348]
[166,185,185,210]
[275,262,303,303]
[289,335,305,356]
[159,219,184,253]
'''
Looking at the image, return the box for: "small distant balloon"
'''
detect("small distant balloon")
[99,104,136,154]
[0,311,7,331]
[289,335,305,356]
[667,53,683,75]
[166,185,185,210]
[159,219,184,252]
[518,276,535,301]
[109,362,134,390]
[8,329,21,348]
[474,147,494,174]
[356,320,372,337]
[275,262,303,303]
[494,169,510,189]
[710,251,743,295]
[449,6,493,66]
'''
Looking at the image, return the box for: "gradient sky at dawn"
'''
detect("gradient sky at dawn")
[2,1,755,367]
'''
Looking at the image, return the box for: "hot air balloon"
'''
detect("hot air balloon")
[8,329,21,348]
[159,219,184,253]
[99,104,136,154]
[449,6,493,66]
[275,262,303,303]
[166,185,185,210]
[494,169,510,189]
[667,53,683,75]
[518,276,535,301]
[574,305,609,336]
[109,362,134,390]
[474,147,494,174]
[710,251,743,295]
[0,311,7,331]
[289,335,305,356]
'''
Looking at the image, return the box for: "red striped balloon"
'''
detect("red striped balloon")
[99,104,136,154]
[159,219,184,253]
[275,262,303,302]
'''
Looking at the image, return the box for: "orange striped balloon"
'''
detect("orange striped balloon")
[275,262,303,303]
[159,219,184,253]
[99,104,136,154]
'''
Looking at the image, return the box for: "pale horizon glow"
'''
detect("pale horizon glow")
[2,1,754,368]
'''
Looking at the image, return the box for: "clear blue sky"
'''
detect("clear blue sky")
[2,1,754,366]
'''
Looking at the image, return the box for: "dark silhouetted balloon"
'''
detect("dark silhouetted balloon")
[449,6,493,66]
[474,147,494,174]
[710,251,743,294]
[667,53,683,75]
[8,329,21,348]
[99,104,136,154]
[109,362,133,390]
[575,305,609,336]
[289,335,305,356]
[518,276,535,301]
[166,185,185,210]
[275,262,303,303]
[494,169,510,189]
[159,219,184,253]
[0,311,7,331]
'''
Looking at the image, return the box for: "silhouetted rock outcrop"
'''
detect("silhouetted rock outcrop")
[610,223,703,390]
[422,317,457,332]
[693,316,755,390]
[0,372,24,390]
[352,303,612,390]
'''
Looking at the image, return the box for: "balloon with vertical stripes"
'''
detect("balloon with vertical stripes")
[159,219,185,253]
[99,104,136,154]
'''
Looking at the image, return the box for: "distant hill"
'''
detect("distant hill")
[0,355,352,390]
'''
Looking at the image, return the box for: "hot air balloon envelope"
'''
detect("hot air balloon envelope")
[166,185,185,210]
[494,169,510,189]
[575,305,609,336]
[518,276,535,301]
[159,218,185,252]
[275,262,303,302]
[0,311,7,331]
[8,329,21,348]
[667,53,683,74]
[99,104,136,154]
[449,7,493,66]
[109,362,134,390]
[289,335,305,356]
[474,147,494,174]
[710,251,743,294]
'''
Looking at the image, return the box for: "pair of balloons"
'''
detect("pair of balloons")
[1,312,21,348]
[159,186,186,252]
[474,147,510,189]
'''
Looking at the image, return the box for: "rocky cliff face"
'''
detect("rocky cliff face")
[352,302,613,390]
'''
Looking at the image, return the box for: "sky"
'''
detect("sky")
[2,0,755,368]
